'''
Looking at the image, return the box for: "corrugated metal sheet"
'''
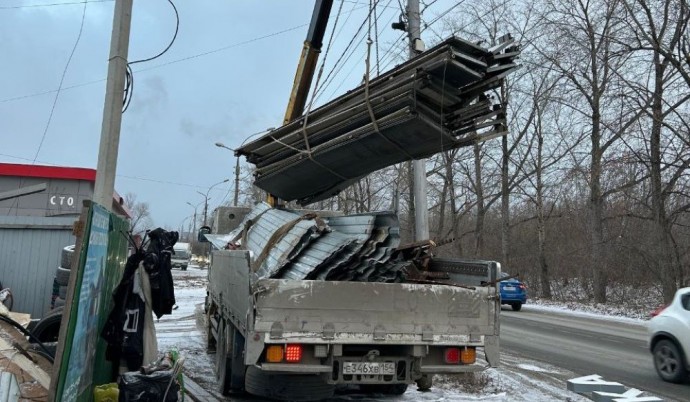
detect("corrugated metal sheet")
[237,35,520,205]
[0,215,75,318]
[227,204,405,282]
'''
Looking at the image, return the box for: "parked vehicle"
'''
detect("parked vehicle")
[203,206,501,401]
[499,272,527,311]
[171,242,191,270]
[648,287,690,383]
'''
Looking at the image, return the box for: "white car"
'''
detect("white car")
[648,287,690,383]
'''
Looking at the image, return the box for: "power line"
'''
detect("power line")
[0,0,112,9]
[0,23,309,104]
[0,152,228,191]
[123,0,179,113]
[33,0,87,163]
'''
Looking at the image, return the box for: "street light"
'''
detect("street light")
[198,179,230,227]
[215,142,241,207]
[186,200,204,237]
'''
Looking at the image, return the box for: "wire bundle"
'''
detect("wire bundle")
[237,34,520,205]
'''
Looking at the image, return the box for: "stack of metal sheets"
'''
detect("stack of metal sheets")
[228,203,408,283]
[237,34,520,205]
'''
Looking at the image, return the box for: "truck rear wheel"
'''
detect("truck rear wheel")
[416,374,433,391]
[245,366,334,401]
[217,319,247,395]
[360,383,408,395]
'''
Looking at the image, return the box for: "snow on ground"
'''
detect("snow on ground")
[154,265,226,399]
[527,280,664,321]
[517,302,647,325]
[157,265,589,401]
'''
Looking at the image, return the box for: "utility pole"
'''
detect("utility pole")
[93,0,133,210]
[234,156,240,206]
[407,0,429,241]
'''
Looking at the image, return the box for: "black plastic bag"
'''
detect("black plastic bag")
[118,370,179,402]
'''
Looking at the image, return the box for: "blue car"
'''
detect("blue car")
[499,272,527,311]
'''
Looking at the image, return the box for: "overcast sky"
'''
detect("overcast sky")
[0,0,455,230]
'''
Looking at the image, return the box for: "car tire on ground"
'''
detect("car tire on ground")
[653,339,688,383]
[32,307,64,343]
[60,245,75,269]
[511,302,522,311]
[245,365,334,401]
[55,267,71,286]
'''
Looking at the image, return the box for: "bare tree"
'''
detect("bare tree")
[620,0,690,301]
[124,192,153,235]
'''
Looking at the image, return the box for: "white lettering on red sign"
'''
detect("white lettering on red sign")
[50,195,75,207]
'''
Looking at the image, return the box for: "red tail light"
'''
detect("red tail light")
[285,344,303,363]
[444,348,460,364]
[518,284,526,290]
[651,305,668,317]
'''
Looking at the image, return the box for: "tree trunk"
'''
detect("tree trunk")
[536,112,551,298]
[649,53,678,303]
[474,143,485,257]
[501,126,511,268]
[590,112,607,303]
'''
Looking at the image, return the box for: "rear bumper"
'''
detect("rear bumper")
[420,364,484,373]
[501,295,527,303]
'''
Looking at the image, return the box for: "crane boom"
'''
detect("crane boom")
[283,0,333,125]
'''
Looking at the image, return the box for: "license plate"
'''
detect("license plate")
[342,362,395,375]
[503,286,515,291]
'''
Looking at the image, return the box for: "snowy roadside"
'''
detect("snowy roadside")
[157,266,589,401]
[517,302,648,325]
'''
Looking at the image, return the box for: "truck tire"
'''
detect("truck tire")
[360,383,408,395]
[60,245,75,269]
[32,307,64,343]
[416,374,433,391]
[53,297,65,308]
[58,286,68,299]
[228,325,246,392]
[55,267,71,286]
[216,319,228,384]
[245,366,334,401]
[511,302,522,311]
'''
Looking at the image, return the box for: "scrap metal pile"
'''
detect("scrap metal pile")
[237,34,520,205]
[221,203,421,282]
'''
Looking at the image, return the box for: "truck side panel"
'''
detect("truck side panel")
[208,250,252,334]
[253,279,497,344]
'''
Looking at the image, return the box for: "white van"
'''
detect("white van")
[171,242,191,270]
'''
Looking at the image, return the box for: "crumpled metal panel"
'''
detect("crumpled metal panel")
[278,230,356,280]
[225,203,407,282]
[246,208,322,279]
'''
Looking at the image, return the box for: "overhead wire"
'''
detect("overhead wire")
[32,0,87,163]
[123,0,179,113]
[0,0,112,9]
[1,6,373,105]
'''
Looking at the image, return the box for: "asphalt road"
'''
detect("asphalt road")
[500,306,689,402]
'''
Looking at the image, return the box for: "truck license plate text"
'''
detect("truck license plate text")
[342,362,395,375]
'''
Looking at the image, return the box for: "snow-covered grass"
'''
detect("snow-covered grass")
[527,279,664,321]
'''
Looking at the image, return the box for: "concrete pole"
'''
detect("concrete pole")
[234,156,240,206]
[408,0,430,241]
[93,0,133,210]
